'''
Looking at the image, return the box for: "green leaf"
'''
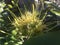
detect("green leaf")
[17,41,23,44]
[4,42,8,45]
[44,1,52,4]
[0,37,4,39]
[8,4,13,8]
[0,18,4,22]
[0,30,6,33]
[12,30,17,36]
[11,36,16,40]
[50,10,60,16]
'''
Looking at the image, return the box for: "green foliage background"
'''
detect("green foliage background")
[0,0,60,45]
